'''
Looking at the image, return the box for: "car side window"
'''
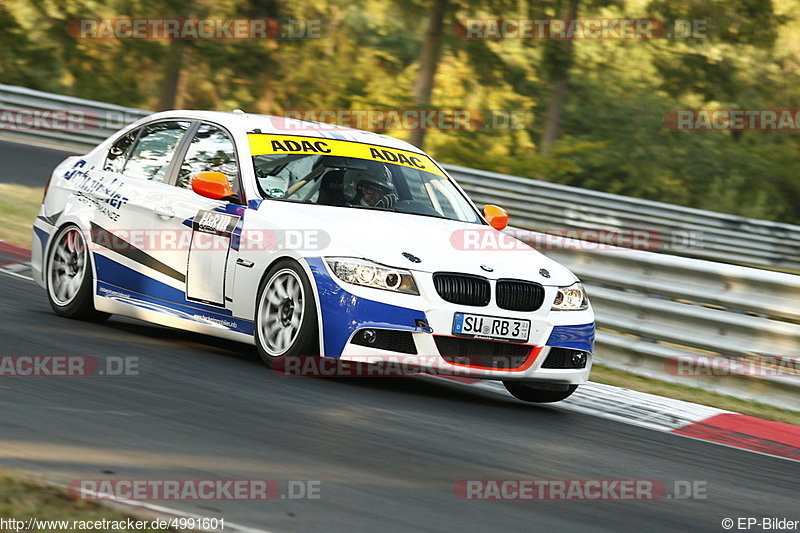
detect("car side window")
[177,123,239,195]
[123,121,191,183]
[103,127,141,173]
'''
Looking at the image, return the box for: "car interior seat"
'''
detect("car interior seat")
[317,169,348,206]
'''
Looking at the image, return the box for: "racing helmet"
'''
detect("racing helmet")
[342,165,394,203]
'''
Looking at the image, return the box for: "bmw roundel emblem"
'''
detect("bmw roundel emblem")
[539,268,550,278]
[402,252,421,263]
[480,264,493,272]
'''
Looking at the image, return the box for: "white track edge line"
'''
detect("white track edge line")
[47,482,274,533]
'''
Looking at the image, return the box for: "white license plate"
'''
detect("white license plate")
[452,313,530,343]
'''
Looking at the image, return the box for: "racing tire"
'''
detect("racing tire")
[503,381,578,403]
[46,224,110,322]
[254,259,319,369]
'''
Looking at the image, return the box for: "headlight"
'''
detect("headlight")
[325,257,419,295]
[551,282,588,310]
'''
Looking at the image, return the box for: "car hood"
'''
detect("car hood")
[253,201,578,286]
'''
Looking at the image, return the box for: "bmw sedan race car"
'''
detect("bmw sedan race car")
[31,111,595,402]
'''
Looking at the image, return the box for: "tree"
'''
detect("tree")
[539,0,579,154]
[409,0,449,148]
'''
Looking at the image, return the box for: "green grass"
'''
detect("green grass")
[591,364,800,426]
[0,183,41,246]
[0,473,181,532]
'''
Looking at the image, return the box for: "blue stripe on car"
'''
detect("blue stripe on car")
[304,257,426,357]
[33,226,49,258]
[93,254,236,317]
[546,323,595,353]
[96,279,254,335]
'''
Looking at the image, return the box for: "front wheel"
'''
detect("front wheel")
[503,381,577,403]
[254,259,319,368]
[46,224,110,322]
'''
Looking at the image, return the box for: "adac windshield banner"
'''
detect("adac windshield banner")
[247,134,446,177]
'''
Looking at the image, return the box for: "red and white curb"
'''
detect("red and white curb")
[458,379,800,462]
[0,240,33,281]
[673,413,800,461]
[2,240,799,462]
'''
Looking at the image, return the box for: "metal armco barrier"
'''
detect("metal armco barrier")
[512,229,800,411]
[448,164,800,271]
[0,84,150,152]
[1,84,798,409]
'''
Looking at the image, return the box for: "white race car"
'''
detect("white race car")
[31,111,594,402]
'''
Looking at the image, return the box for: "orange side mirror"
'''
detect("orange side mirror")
[191,171,234,200]
[483,205,509,231]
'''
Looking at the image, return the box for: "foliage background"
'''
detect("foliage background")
[1,0,798,223]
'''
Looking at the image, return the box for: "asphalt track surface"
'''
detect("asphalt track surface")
[1,140,798,532]
[0,139,73,186]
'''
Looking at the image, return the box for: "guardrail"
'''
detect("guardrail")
[0,84,150,152]
[1,84,798,409]
[509,229,800,410]
[448,165,800,272]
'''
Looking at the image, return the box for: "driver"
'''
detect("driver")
[343,166,398,208]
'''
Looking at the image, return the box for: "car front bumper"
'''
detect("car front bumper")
[304,257,595,383]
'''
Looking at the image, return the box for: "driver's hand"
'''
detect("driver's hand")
[375,193,398,209]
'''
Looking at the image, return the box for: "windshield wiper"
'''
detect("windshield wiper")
[346,204,453,220]
[345,204,395,213]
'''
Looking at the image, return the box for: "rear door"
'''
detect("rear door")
[90,120,192,297]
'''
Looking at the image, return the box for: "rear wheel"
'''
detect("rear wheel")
[254,259,319,368]
[46,224,110,322]
[503,381,577,403]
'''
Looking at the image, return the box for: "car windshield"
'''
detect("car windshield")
[250,136,482,223]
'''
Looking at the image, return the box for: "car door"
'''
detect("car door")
[150,122,244,308]
[90,120,192,298]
